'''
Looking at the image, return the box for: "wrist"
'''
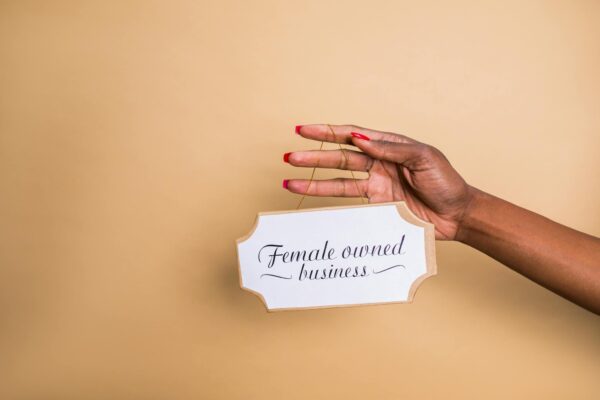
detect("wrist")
[454,186,489,243]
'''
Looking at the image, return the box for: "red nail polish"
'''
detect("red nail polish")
[351,132,370,141]
[295,125,303,134]
[283,179,289,189]
[283,152,291,163]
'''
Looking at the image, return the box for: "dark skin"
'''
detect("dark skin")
[285,124,600,315]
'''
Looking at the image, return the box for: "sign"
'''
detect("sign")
[236,202,437,311]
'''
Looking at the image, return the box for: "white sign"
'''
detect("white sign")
[236,202,437,311]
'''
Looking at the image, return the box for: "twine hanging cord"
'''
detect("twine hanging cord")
[296,124,368,209]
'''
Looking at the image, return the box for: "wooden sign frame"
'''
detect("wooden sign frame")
[236,201,437,312]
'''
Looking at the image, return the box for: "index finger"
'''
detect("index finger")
[295,124,419,145]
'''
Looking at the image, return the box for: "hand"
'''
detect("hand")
[285,124,475,240]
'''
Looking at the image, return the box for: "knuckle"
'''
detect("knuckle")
[336,178,346,197]
[314,182,323,196]
[338,150,348,170]
[422,144,442,160]
[395,133,412,143]
[379,141,391,159]
[420,144,437,158]
[415,145,444,167]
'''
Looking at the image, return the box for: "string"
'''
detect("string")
[295,124,368,209]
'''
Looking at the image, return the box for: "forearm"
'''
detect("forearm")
[456,187,600,314]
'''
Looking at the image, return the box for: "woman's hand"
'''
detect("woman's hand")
[284,124,475,240]
[285,123,600,313]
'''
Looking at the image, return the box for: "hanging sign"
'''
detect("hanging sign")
[236,201,437,311]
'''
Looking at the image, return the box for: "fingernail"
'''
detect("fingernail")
[351,132,370,141]
[283,179,289,189]
[283,152,291,163]
[295,125,303,134]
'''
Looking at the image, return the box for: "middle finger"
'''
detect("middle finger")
[285,149,373,172]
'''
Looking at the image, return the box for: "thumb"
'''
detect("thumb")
[350,132,425,167]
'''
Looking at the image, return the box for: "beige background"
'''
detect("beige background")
[1,1,599,399]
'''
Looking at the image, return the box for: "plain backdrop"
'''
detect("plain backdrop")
[1,1,599,399]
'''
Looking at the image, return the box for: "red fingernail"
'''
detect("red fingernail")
[283,152,291,163]
[295,125,303,134]
[283,179,289,189]
[351,132,370,141]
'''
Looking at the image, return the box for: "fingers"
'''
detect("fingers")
[285,178,368,198]
[296,124,418,146]
[286,149,373,172]
[350,134,432,169]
